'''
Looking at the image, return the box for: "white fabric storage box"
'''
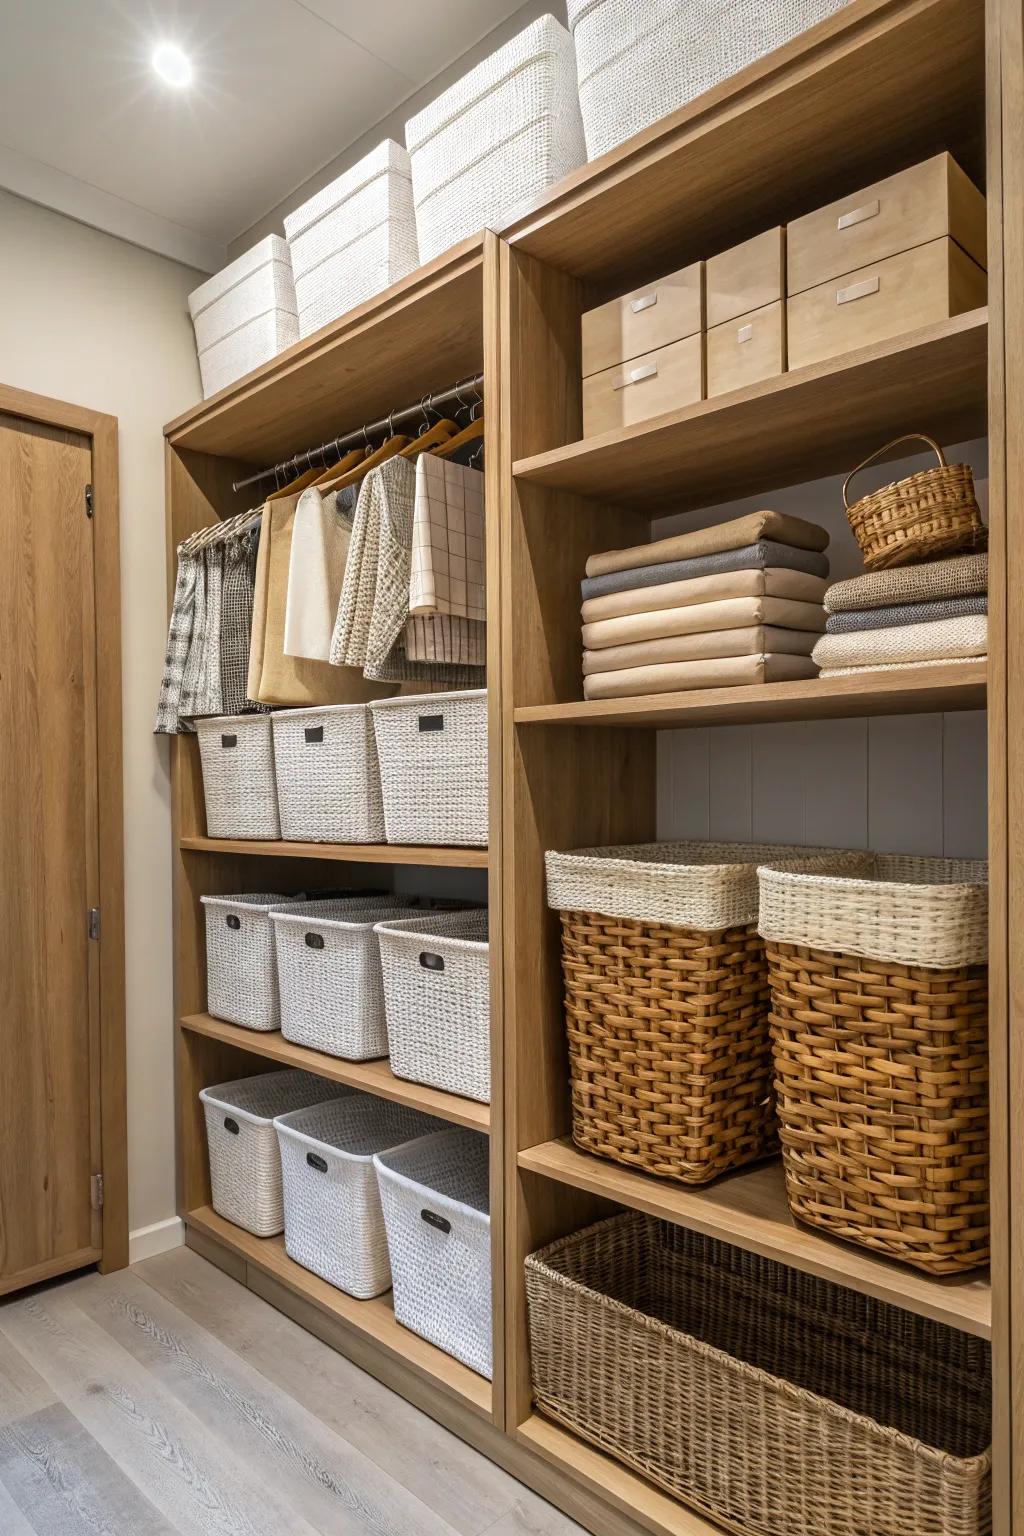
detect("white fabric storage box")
[201,891,311,1031]
[568,0,851,161]
[188,236,299,398]
[405,15,586,264]
[271,898,426,1060]
[369,689,487,847]
[377,910,491,1103]
[196,713,280,840]
[271,703,385,844]
[275,1095,446,1297]
[375,1127,492,1377]
[200,1069,351,1236]
[284,141,419,337]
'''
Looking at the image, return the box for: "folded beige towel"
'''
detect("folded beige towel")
[582,594,827,650]
[583,625,818,675]
[812,614,988,671]
[820,656,986,676]
[585,510,830,579]
[825,552,988,613]
[581,566,827,623]
[583,653,818,699]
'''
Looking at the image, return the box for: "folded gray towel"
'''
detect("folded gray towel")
[825,595,988,635]
[580,540,829,601]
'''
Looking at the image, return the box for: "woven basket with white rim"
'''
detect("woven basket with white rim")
[375,1126,492,1377]
[201,892,310,1032]
[271,898,429,1060]
[369,689,487,847]
[271,703,385,844]
[758,854,990,1274]
[275,1095,446,1297]
[196,713,280,840]
[376,909,490,1103]
[200,1069,352,1237]
[188,236,298,399]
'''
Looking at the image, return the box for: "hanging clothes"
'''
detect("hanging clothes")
[153,545,199,735]
[220,526,268,716]
[409,452,486,619]
[283,485,356,661]
[177,543,224,719]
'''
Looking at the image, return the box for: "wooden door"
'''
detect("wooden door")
[0,410,103,1292]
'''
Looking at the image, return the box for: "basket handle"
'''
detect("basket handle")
[421,1208,451,1234]
[842,433,947,510]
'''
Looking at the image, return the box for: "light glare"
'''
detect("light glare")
[152,41,192,88]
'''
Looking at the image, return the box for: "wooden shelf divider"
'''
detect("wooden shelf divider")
[179,835,488,869]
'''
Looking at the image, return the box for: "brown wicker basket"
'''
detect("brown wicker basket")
[843,433,986,571]
[526,1213,992,1536]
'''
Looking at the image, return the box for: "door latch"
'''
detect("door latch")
[90,1174,104,1210]
[88,907,101,940]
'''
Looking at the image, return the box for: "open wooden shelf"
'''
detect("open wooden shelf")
[185,1205,492,1415]
[513,312,987,513]
[181,1013,489,1132]
[519,1138,991,1340]
[179,835,488,869]
[514,663,987,730]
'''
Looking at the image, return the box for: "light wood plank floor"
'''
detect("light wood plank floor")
[0,1248,587,1536]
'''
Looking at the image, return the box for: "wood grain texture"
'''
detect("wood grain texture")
[180,835,488,868]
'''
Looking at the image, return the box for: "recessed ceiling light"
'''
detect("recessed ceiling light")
[152,41,192,88]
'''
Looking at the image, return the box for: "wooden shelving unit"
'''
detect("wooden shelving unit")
[180,835,488,868]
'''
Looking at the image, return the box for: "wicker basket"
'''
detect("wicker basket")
[202,891,309,1032]
[196,714,280,840]
[369,689,487,847]
[271,703,385,844]
[374,1127,492,1378]
[188,236,298,399]
[271,898,425,1060]
[545,841,867,1185]
[526,1212,992,1536]
[200,1070,351,1237]
[275,1095,445,1297]
[376,909,490,1103]
[758,854,990,1274]
[843,434,987,571]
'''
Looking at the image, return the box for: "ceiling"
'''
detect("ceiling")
[0,0,527,271]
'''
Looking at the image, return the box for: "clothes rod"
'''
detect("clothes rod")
[231,372,484,494]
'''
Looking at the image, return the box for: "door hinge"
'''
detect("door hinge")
[88,907,101,940]
[90,1174,104,1211]
[84,484,94,518]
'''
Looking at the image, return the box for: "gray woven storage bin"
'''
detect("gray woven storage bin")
[275,1095,446,1297]
[376,909,491,1102]
[196,713,280,840]
[200,1070,351,1237]
[375,1127,492,1378]
[271,898,427,1060]
[369,689,487,847]
[201,892,310,1031]
[271,703,385,844]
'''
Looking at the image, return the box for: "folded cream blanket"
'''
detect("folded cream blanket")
[824,552,988,613]
[820,656,986,676]
[585,510,830,579]
[583,653,818,700]
[583,624,818,675]
[582,566,827,623]
[812,614,988,670]
[583,594,826,650]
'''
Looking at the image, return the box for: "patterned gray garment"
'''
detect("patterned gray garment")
[153,547,198,735]
[220,526,269,716]
[824,594,988,635]
[580,540,830,601]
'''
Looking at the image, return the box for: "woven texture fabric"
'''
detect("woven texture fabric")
[825,594,987,634]
[196,714,281,840]
[525,1212,992,1535]
[410,454,486,618]
[812,614,988,670]
[583,594,826,651]
[825,552,988,612]
[271,703,385,843]
[202,892,307,1032]
[370,689,488,846]
[377,910,491,1103]
[220,528,268,716]
[820,657,986,677]
[154,547,198,734]
[586,510,829,580]
[583,625,817,676]
[581,566,828,624]
[582,652,818,699]
[276,1097,445,1299]
[375,1128,492,1378]
[581,539,830,601]
[405,614,487,665]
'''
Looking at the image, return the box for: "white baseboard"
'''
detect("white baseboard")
[129,1216,185,1265]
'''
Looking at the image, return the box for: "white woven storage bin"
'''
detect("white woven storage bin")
[201,891,312,1031]
[188,236,298,398]
[375,1127,492,1377]
[200,1070,351,1236]
[377,910,491,1102]
[196,713,280,840]
[369,689,487,846]
[284,141,420,337]
[271,703,385,844]
[275,1095,446,1297]
[271,898,426,1060]
[405,15,586,264]
[568,0,850,160]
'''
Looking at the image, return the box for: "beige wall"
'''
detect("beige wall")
[0,188,202,1242]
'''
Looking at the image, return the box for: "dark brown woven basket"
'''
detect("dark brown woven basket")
[526,1212,992,1536]
[843,433,987,571]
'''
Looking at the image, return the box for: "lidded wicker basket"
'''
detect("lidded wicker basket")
[758,854,990,1274]
[843,433,986,571]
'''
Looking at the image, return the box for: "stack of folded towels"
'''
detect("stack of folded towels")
[580,510,830,701]
[813,552,988,676]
